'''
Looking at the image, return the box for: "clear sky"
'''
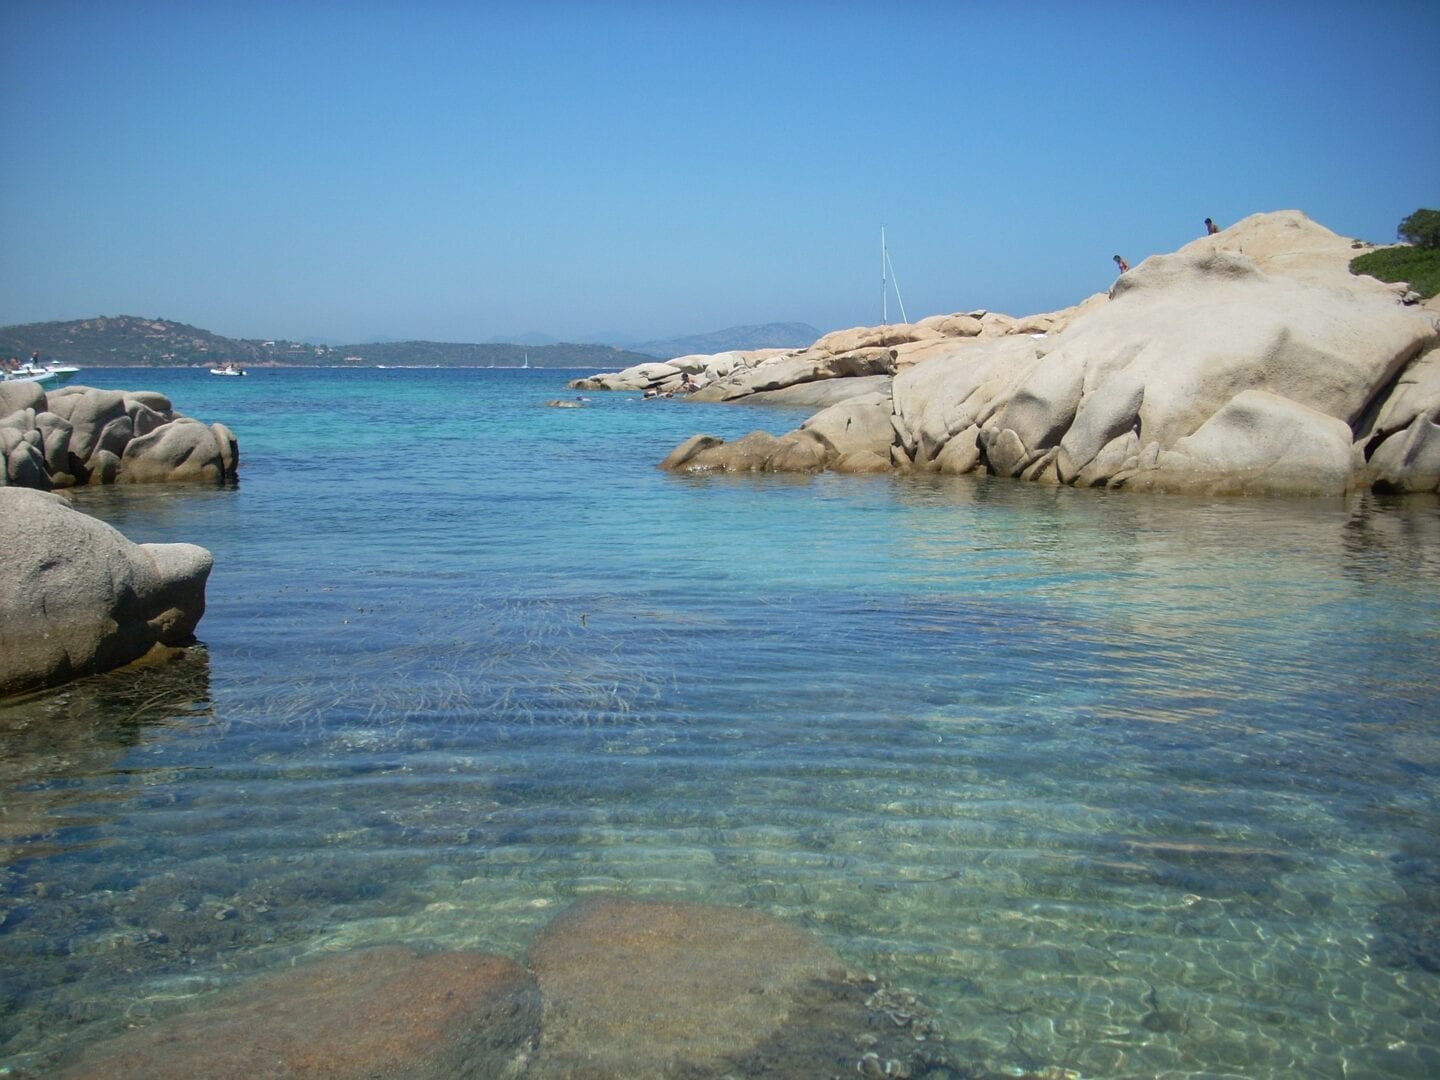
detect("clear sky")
[2,1,1437,345]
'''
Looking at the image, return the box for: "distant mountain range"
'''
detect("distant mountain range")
[625,322,821,358]
[0,316,822,368]
[482,322,824,357]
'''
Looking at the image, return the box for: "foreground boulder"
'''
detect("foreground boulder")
[655,212,1440,496]
[56,947,541,1079]
[525,897,951,1078]
[527,897,843,1078]
[48,895,1040,1078]
[0,384,238,490]
[0,489,213,697]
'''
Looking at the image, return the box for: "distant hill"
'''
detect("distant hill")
[0,316,656,370]
[1,316,283,367]
[626,322,822,359]
[482,331,561,347]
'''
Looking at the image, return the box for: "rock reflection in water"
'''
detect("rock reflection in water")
[0,647,216,865]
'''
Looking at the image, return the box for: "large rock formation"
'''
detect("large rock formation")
[643,212,1440,496]
[0,488,213,697]
[569,291,1105,407]
[0,383,238,490]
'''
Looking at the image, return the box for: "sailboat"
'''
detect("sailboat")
[521,351,530,369]
[881,226,908,325]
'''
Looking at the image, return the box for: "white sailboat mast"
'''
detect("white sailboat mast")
[882,226,888,324]
[881,226,908,325]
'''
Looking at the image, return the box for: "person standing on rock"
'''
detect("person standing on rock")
[1205,217,1220,235]
[1107,255,1131,299]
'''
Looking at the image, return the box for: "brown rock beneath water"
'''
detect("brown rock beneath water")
[56,947,541,1079]
[525,897,949,1079]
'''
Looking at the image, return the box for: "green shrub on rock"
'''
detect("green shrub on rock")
[1398,207,1440,249]
[1350,244,1440,299]
[1348,207,1440,300]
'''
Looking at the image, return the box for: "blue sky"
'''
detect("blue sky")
[2,1,1437,345]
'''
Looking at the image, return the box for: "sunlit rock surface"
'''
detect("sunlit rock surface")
[579,211,1440,496]
[0,384,238,489]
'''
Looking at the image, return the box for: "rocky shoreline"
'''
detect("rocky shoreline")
[575,211,1440,496]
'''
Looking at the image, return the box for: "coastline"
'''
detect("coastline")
[573,211,1440,497]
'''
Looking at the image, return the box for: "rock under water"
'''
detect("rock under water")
[51,898,993,1079]
[55,947,542,1080]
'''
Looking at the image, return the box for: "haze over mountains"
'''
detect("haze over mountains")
[0,317,823,369]
[624,323,823,359]
[481,322,823,358]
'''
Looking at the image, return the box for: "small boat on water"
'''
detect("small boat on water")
[210,363,246,376]
[2,361,80,388]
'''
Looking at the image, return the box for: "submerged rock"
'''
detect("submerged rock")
[55,947,541,1079]
[0,648,212,864]
[526,897,845,1076]
[525,897,956,1079]
[0,488,212,697]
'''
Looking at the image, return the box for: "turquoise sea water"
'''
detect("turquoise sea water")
[2,366,1439,1077]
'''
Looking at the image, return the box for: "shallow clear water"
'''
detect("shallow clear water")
[3,367,1439,1077]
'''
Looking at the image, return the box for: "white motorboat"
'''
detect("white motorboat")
[210,363,246,376]
[2,362,80,388]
